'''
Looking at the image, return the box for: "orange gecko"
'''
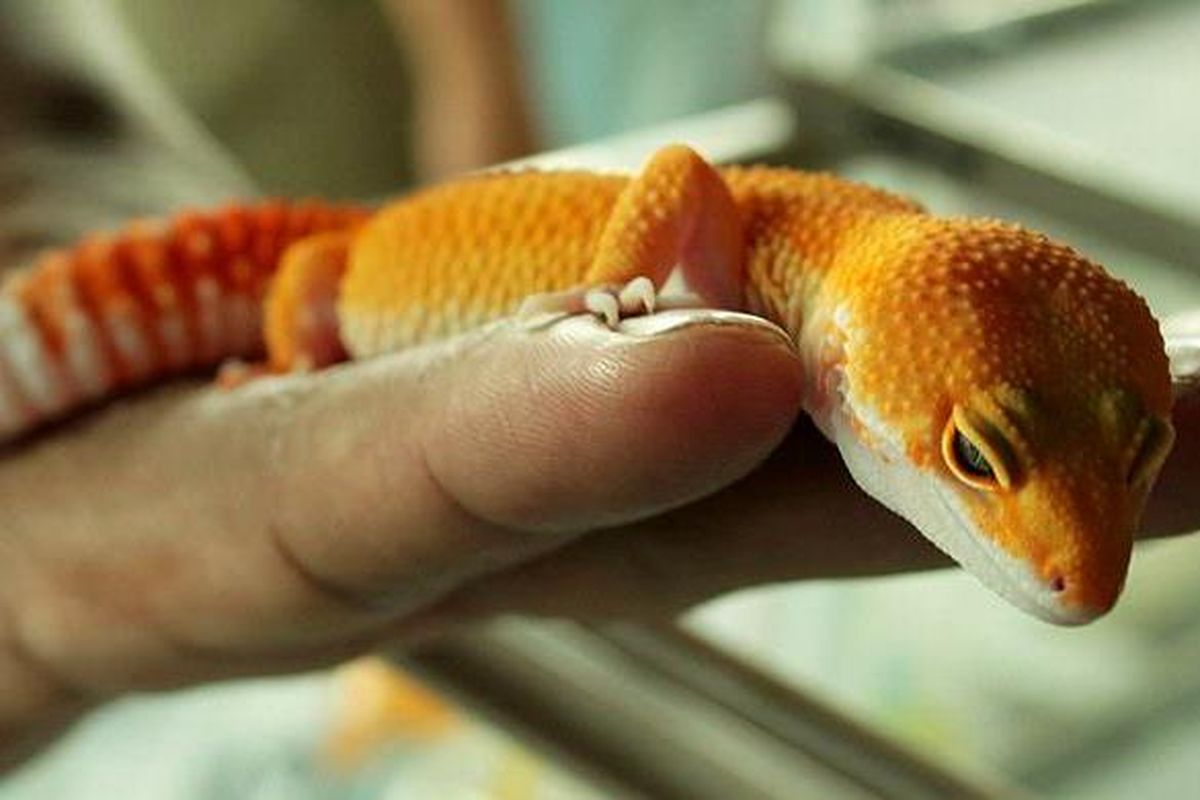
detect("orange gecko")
[0,144,1174,624]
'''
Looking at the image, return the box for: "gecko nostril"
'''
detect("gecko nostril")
[1049,575,1067,593]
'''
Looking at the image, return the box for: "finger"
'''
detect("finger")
[404,420,943,623]
[419,385,1200,624]
[274,309,805,606]
[1144,314,1200,537]
[0,309,803,693]
[1142,387,1200,538]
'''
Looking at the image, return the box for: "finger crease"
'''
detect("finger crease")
[412,438,538,579]
[268,522,386,613]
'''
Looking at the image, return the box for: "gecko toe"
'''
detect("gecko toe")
[583,290,621,329]
[618,276,657,316]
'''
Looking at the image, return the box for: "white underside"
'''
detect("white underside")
[828,413,1094,625]
[0,295,66,416]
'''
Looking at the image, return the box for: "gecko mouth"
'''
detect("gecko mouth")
[928,481,1098,626]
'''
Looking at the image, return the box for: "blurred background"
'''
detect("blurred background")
[3,0,1200,798]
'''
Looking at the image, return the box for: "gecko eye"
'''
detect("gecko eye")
[941,407,1015,491]
[1127,417,1174,489]
[952,432,994,479]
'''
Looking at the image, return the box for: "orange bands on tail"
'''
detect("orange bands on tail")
[0,200,370,441]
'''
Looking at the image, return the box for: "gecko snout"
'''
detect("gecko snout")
[1027,568,1121,625]
[1044,572,1103,626]
[975,466,1136,625]
[1035,525,1130,625]
[1054,576,1123,625]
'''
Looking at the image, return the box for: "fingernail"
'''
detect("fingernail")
[619,309,795,348]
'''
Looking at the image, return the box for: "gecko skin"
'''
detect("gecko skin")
[0,145,1174,625]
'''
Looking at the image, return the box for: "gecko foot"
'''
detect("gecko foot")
[520,276,691,330]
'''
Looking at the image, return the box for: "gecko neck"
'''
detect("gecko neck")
[721,164,926,342]
[735,195,927,433]
[741,210,901,342]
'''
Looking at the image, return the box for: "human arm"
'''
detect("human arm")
[378,0,538,181]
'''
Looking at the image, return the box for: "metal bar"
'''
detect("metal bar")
[397,620,1022,800]
[877,0,1173,72]
[780,66,1200,269]
[398,622,865,800]
[599,624,1021,800]
[497,97,801,173]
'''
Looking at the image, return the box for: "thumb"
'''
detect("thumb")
[2,309,802,696]
[275,309,804,604]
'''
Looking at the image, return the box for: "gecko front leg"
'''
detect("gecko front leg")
[521,145,746,329]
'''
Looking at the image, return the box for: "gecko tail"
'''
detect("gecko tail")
[0,200,370,442]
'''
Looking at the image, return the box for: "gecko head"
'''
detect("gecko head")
[825,217,1174,625]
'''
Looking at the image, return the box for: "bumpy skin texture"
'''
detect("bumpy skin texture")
[0,202,368,435]
[820,215,1172,614]
[340,171,625,354]
[0,145,1173,625]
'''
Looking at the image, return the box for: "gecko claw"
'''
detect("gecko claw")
[583,277,662,329]
[584,290,621,329]
[618,276,657,316]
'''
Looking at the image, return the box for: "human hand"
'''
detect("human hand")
[0,308,802,765]
[5,304,1200,768]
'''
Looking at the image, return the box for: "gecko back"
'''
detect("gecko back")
[339,171,627,355]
